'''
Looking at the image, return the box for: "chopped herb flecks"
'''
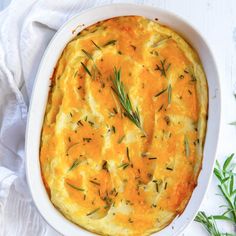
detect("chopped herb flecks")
[158,104,164,112]
[118,135,125,144]
[68,159,80,171]
[66,182,84,192]
[126,147,130,162]
[82,49,93,60]
[112,125,116,133]
[164,182,168,189]
[81,62,92,77]
[154,88,167,97]
[113,108,118,114]
[90,180,100,186]
[164,116,170,125]
[102,160,108,171]
[166,167,173,171]
[86,208,100,216]
[184,135,190,157]
[91,40,101,50]
[155,59,171,77]
[148,157,157,160]
[77,120,84,126]
[83,137,92,143]
[103,40,117,47]
[118,162,129,170]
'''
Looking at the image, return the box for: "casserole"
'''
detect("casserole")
[25,4,221,236]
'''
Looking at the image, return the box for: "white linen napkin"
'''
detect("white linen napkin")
[0,0,144,235]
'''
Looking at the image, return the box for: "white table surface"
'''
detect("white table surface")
[1,0,236,235]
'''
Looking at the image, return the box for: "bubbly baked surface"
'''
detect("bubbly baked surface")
[40,16,208,236]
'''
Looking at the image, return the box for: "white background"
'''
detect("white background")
[1,0,236,235]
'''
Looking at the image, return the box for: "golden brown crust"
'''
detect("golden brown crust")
[40,16,208,236]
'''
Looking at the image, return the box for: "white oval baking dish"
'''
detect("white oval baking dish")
[25,3,221,236]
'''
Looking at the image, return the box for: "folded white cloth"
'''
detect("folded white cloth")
[0,0,139,235]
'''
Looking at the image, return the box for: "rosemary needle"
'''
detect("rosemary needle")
[68,159,80,171]
[168,84,172,104]
[86,208,100,216]
[184,135,190,157]
[66,182,84,192]
[81,62,92,77]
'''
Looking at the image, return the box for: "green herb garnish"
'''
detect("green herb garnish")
[214,154,236,223]
[153,180,159,192]
[164,182,168,189]
[111,67,143,132]
[148,157,157,160]
[82,49,93,60]
[86,208,100,216]
[229,121,236,125]
[158,104,164,112]
[68,159,80,171]
[113,107,118,114]
[184,135,190,157]
[102,160,108,171]
[126,147,130,162]
[89,180,100,186]
[77,120,83,126]
[66,182,84,192]
[112,125,116,133]
[83,137,92,143]
[155,59,171,77]
[195,212,222,236]
[154,88,167,97]
[82,49,101,78]
[195,154,236,236]
[81,62,92,77]
[91,40,101,50]
[118,162,129,170]
[103,40,117,47]
[118,135,125,144]
[166,167,173,171]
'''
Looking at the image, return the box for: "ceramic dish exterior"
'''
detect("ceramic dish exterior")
[25,4,221,236]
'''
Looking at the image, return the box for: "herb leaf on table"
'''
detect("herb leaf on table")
[195,154,236,236]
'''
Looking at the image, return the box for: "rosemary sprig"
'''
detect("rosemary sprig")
[184,135,190,157]
[195,212,234,236]
[195,154,236,236]
[213,154,236,224]
[111,67,143,132]
[195,212,222,236]
[155,59,171,77]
